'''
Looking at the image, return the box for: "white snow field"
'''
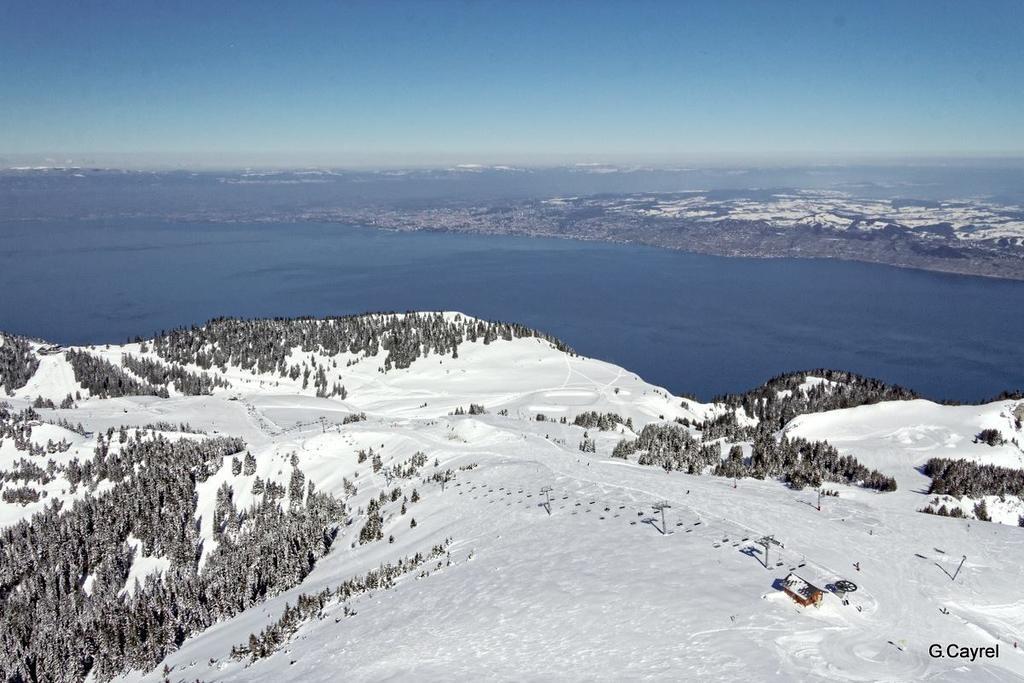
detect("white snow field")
[788,400,1024,525]
[2,315,1023,682]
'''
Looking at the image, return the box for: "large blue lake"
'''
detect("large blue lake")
[2,219,1022,402]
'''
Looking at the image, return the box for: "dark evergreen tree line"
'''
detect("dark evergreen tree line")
[611,438,637,459]
[32,396,56,409]
[573,411,632,431]
[624,422,895,491]
[65,350,169,399]
[147,312,571,376]
[923,458,1024,498]
[381,451,428,480]
[974,428,1006,447]
[0,404,68,457]
[2,457,55,485]
[0,334,40,396]
[712,370,920,432]
[634,423,722,473]
[743,432,896,491]
[0,431,346,682]
[120,353,230,395]
[919,497,995,521]
[696,410,755,442]
[140,421,205,434]
[2,485,42,505]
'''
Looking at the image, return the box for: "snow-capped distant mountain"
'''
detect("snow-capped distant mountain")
[1,313,1022,682]
[4,167,1024,279]
[618,191,1024,243]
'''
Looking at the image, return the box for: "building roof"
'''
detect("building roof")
[782,573,822,600]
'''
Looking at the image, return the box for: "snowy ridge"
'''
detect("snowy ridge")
[629,191,1024,243]
[0,314,1022,681]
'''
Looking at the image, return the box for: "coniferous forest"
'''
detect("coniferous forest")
[146,312,571,375]
[0,334,40,396]
[0,430,344,681]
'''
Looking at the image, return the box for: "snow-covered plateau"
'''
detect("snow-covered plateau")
[0,312,1021,682]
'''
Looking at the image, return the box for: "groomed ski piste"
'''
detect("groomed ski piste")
[1,313,1022,682]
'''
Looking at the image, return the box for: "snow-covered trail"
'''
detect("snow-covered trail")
[12,352,85,401]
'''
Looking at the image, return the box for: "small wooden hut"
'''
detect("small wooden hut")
[782,573,824,607]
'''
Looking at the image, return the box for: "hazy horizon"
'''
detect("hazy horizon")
[3,1,1023,168]
[5,153,1024,173]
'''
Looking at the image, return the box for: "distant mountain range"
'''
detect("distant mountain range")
[328,189,1024,280]
[3,166,1024,279]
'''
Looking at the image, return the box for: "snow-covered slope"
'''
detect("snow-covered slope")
[1,314,1022,682]
[135,419,1024,682]
[788,399,1024,525]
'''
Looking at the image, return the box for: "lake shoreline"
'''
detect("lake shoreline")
[2,219,1022,402]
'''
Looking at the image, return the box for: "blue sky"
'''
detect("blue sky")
[1,0,1022,167]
